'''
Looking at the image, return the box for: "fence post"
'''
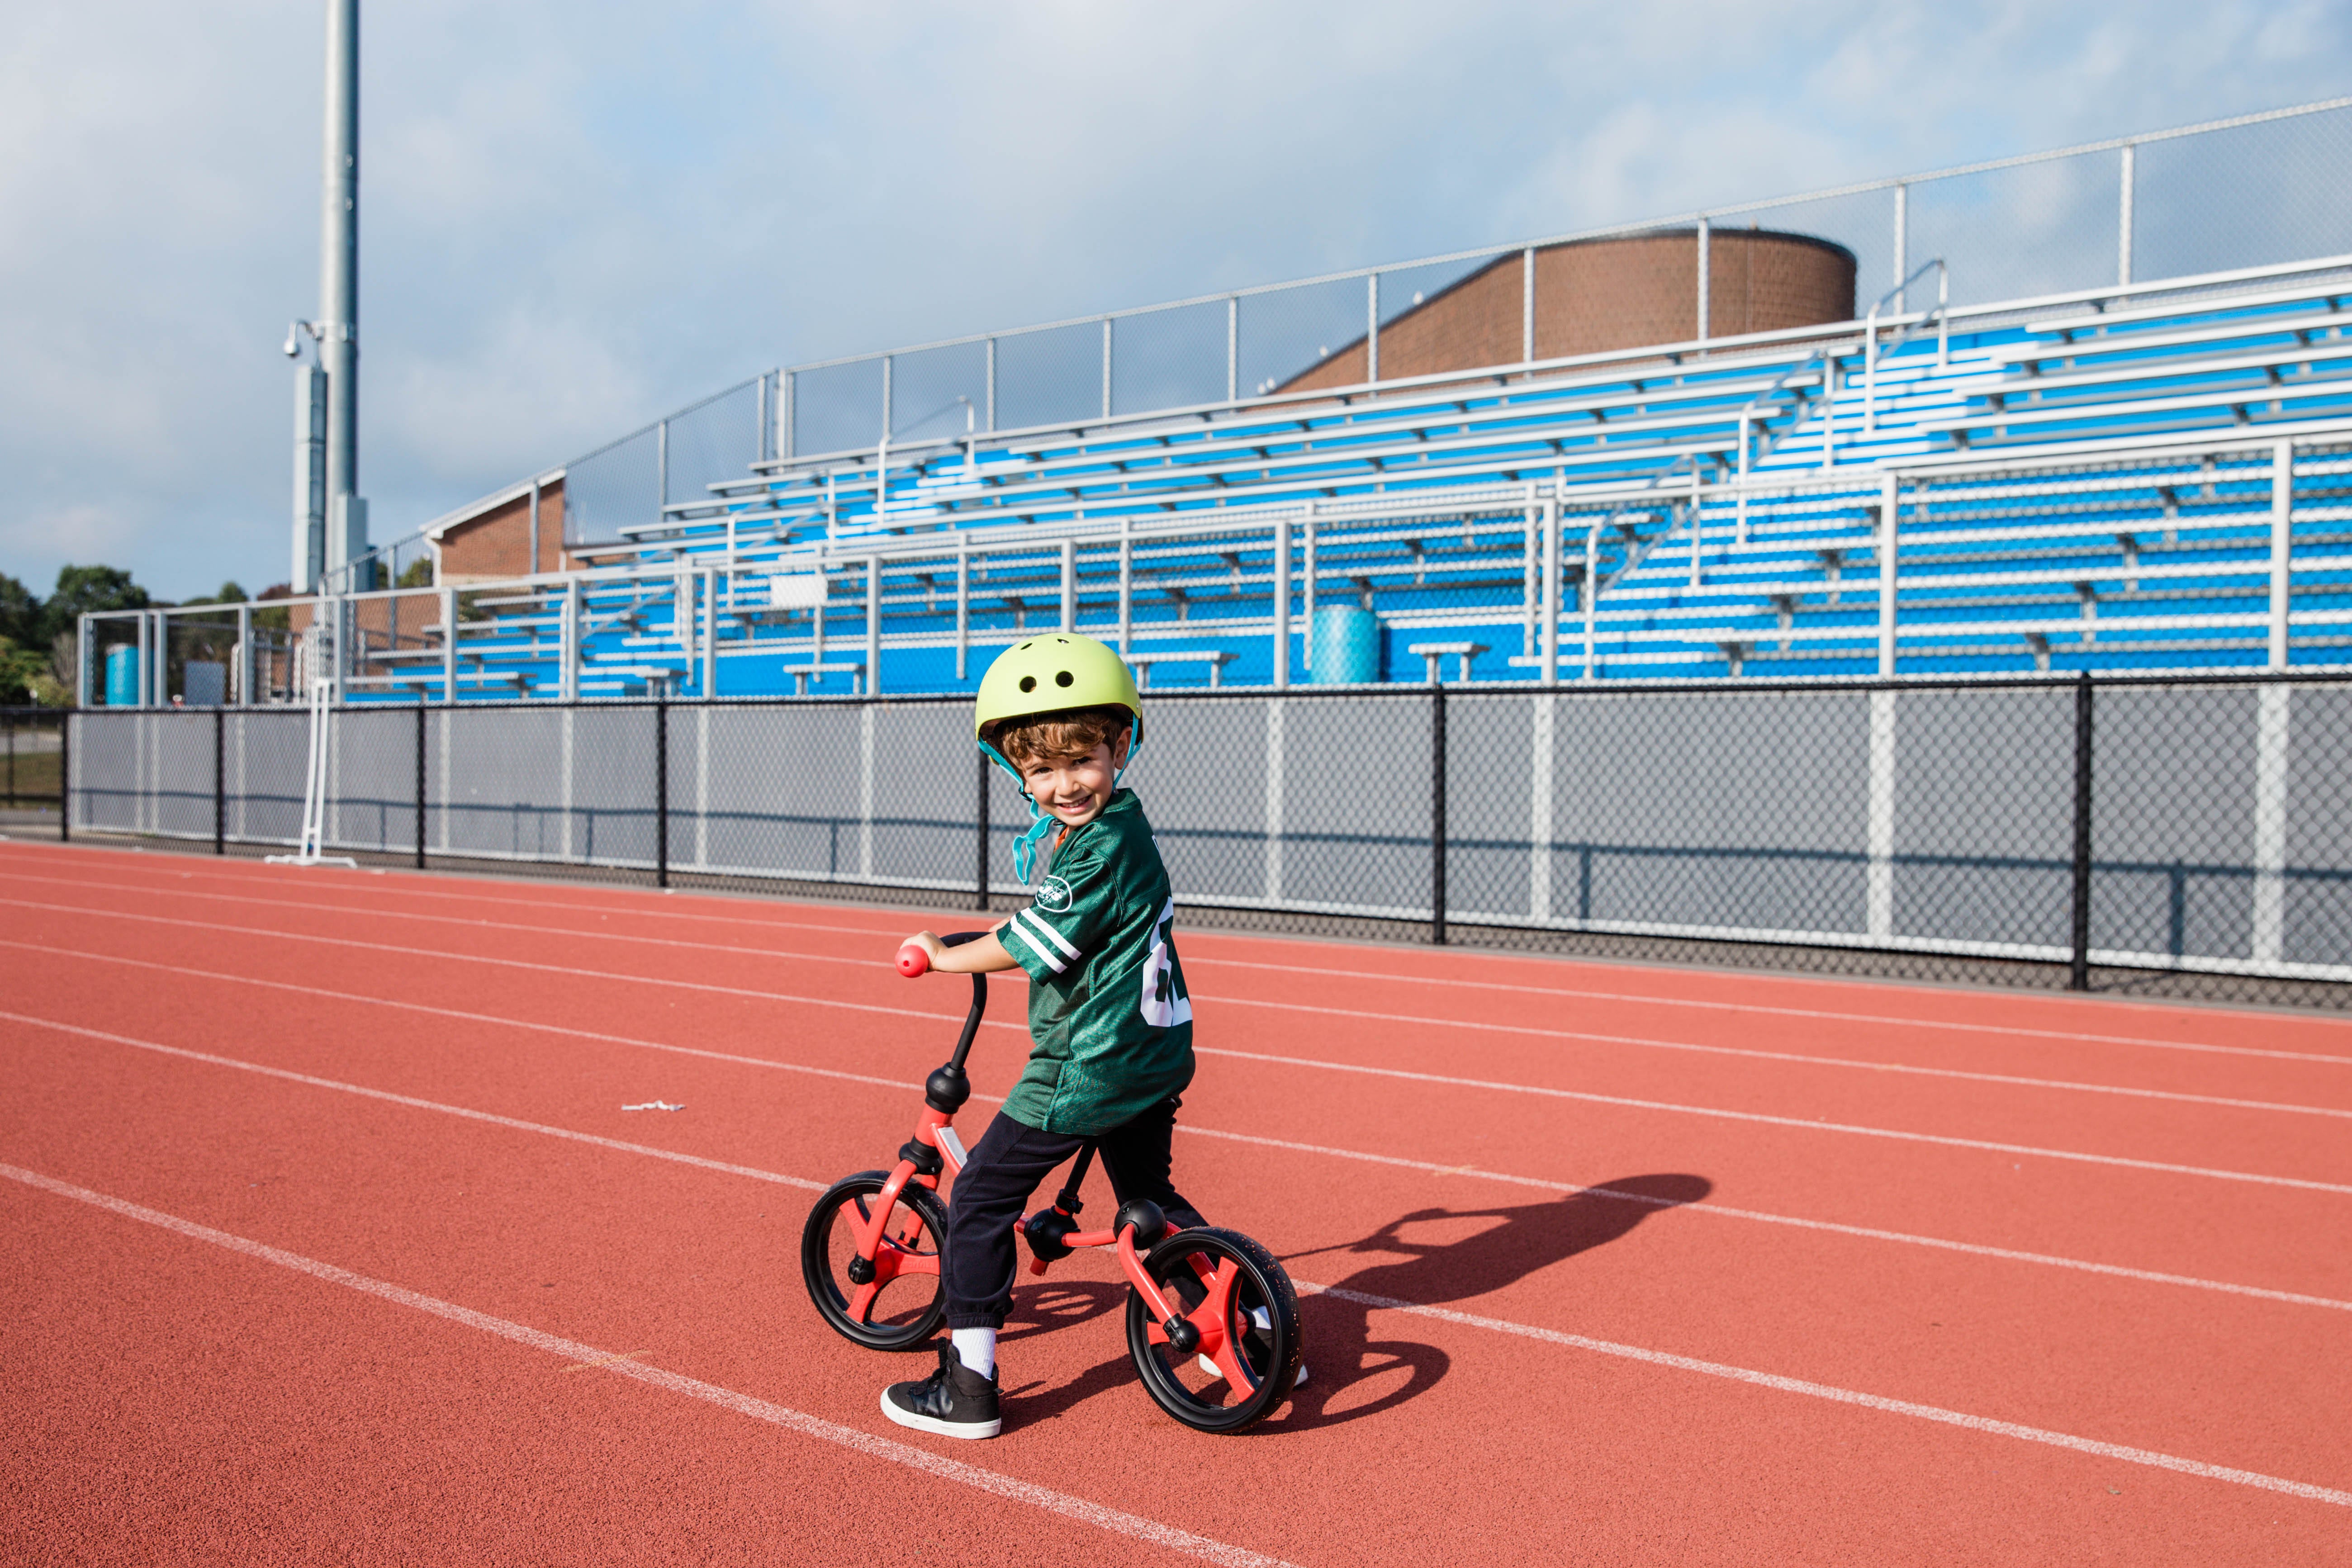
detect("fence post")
[413,701,427,870]
[1432,685,1448,946]
[975,750,991,911]
[213,707,225,854]
[4,710,12,805]
[59,711,70,842]
[2069,672,2095,990]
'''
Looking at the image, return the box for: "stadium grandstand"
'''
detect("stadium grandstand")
[72,99,2352,706]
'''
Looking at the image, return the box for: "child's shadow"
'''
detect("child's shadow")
[1278,1173,1713,1431]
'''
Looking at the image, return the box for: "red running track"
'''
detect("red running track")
[2,837,2348,1565]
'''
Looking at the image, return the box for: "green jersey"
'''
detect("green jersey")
[996,790,1195,1136]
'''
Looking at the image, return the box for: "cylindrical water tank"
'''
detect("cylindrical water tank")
[105,645,138,707]
[1308,606,1380,684]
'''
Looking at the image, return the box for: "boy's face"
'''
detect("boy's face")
[1019,731,1129,829]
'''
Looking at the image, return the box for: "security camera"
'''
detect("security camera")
[283,333,300,358]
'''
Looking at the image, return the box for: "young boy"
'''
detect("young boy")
[881,633,1204,1440]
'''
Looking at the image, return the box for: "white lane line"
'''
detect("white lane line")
[9,895,2347,1127]
[1175,1125,2352,1315]
[0,1010,825,1193]
[0,1163,1293,1568]
[9,1142,2346,1517]
[16,851,2345,1065]
[1184,953,2352,1065]
[7,961,2349,1319]
[1190,1043,2352,1198]
[8,928,2350,1204]
[1288,1279,2352,1510]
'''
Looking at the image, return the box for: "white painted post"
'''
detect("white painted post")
[1695,217,1711,344]
[1892,183,1908,313]
[1272,516,1292,687]
[676,567,694,681]
[1582,521,1599,681]
[437,707,450,852]
[957,541,972,680]
[1541,495,1561,684]
[1366,274,1380,384]
[2253,684,2289,965]
[440,586,456,702]
[864,554,882,695]
[881,354,894,441]
[561,580,582,701]
[236,602,254,706]
[2118,144,2136,286]
[701,568,717,697]
[859,703,876,879]
[1879,471,1900,676]
[1868,689,1896,940]
[1521,484,1539,656]
[1736,411,1753,545]
[1226,298,1238,402]
[1263,699,1285,903]
[1530,692,1555,921]
[1522,247,1536,366]
[1116,524,1132,655]
[2270,440,2294,666]
[559,705,574,860]
[1060,539,1076,632]
[1301,505,1317,672]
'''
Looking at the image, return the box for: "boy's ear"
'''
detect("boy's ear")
[1109,727,1132,769]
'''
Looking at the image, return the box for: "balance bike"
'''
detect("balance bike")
[801,931,1303,1433]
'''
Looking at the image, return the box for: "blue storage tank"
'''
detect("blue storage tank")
[105,644,138,707]
[1308,606,1380,684]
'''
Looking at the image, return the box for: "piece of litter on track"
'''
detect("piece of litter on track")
[621,1101,685,1112]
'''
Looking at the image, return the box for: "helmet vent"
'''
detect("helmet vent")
[1018,675,1036,692]
[1054,670,1074,687]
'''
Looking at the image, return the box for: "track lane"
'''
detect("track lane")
[11,905,2352,1305]
[7,987,2351,1501]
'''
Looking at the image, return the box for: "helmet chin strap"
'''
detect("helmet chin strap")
[980,738,1140,885]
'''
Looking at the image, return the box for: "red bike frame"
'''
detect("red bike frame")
[836,935,1254,1384]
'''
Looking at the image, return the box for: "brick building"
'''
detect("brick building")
[1281,227,1855,393]
[425,473,570,584]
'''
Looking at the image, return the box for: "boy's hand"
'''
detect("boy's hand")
[905,930,948,966]
[899,927,1023,976]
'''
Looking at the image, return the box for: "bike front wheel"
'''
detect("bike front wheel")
[801,1171,949,1351]
[1125,1226,1302,1433]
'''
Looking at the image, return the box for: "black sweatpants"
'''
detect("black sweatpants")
[942,1099,1204,1331]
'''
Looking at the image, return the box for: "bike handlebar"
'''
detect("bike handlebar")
[895,928,989,979]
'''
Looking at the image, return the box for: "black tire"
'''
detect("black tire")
[1124,1226,1302,1434]
[801,1170,949,1351]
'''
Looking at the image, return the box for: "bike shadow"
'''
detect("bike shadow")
[997,1175,1710,1434]
[1265,1172,1712,1431]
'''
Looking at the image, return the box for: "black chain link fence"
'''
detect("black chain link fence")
[50,671,2352,1009]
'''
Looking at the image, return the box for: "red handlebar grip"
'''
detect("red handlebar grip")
[896,943,930,978]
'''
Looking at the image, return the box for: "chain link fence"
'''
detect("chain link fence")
[56,671,2352,1008]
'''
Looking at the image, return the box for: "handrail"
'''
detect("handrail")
[1864,259,1950,434]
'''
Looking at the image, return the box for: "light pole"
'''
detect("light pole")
[285,322,327,593]
[315,0,365,588]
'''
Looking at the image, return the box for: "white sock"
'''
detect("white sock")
[950,1327,997,1379]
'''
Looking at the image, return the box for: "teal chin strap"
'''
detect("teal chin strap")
[980,735,1141,885]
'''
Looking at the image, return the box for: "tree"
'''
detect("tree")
[0,573,39,648]
[0,637,42,706]
[396,558,434,589]
[38,564,150,646]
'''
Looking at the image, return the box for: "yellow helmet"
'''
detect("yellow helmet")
[973,633,1143,753]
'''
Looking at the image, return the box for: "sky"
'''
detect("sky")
[2,0,2348,602]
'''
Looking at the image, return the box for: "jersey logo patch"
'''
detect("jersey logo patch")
[1034,876,1074,912]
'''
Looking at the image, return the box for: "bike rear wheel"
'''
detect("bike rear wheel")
[1125,1227,1302,1433]
[801,1171,949,1351]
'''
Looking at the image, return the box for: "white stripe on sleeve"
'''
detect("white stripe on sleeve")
[1007,913,1069,974]
[1020,907,1083,962]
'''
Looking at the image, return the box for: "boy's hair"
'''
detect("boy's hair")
[989,705,1133,769]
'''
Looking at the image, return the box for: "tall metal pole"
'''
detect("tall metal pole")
[320,0,365,584]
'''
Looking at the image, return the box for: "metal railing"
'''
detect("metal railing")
[547,96,2352,537]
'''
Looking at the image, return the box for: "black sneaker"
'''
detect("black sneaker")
[880,1343,1001,1440]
